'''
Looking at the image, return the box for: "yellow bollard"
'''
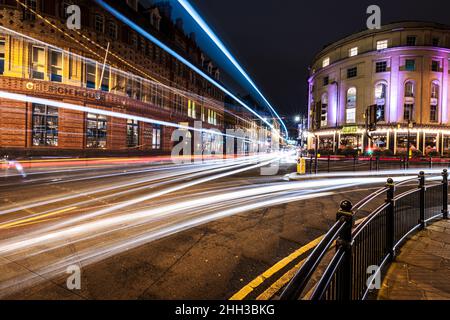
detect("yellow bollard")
[297,157,306,175]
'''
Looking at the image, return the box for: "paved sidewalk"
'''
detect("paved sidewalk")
[378,219,450,300]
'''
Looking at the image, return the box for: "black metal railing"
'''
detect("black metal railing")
[280,169,449,300]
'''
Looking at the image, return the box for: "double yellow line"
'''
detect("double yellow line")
[230,235,323,300]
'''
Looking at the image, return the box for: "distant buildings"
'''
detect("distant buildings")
[308,22,450,156]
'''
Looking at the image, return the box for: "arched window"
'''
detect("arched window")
[405,81,414,98]
[321,93,328,127]
[404,81,415,121]
[430,81,440,122]
[375,83,387,122]
[346,87,357,124]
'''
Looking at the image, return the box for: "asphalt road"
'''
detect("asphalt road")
[0,154,442,300]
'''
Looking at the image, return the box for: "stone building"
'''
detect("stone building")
[308,21,450,156]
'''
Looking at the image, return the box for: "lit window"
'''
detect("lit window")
[0,39,5,75]
[375,83,387,122]
[322,57,330,68]
[376,40,388,50]
[100,66,110,92]
[31,46,45,80]
[32,104,58,147]
[188,100,196,119]
[430,81,439,123]
[86,113,107,149]
[346,87,357,124]
[320,93,328,127]
[349,47,358,57]
[405,81,415,98]
[50,50,63,82]
[85,62,96,89]
[152,127,161,150]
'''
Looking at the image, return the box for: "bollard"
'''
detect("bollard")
[386,178,396,259]
[443,169,449,220]
[419,171,426,229]
[336,200,354,301]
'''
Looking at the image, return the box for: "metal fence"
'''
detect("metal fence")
[280,170,449,301]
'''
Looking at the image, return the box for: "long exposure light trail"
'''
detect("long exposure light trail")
[176,0,288,136]
[93,0,282,135]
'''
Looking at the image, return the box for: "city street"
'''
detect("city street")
[0,154,436,300]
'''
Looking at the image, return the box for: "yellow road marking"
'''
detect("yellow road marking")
[256,257,307,300]
[0,207,77,229]
[229,235,323,300]
[4,217,59,229]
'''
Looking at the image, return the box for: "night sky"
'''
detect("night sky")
[189,0,450,117]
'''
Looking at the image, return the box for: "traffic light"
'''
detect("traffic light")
[366,104,378,132]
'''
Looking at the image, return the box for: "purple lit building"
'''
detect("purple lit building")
[307,22,450,156]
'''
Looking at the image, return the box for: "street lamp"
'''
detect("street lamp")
[294,116,301,122]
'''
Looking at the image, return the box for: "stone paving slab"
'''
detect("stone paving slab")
[378,219,450,300]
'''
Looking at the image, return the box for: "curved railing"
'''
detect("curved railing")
[280,170,449,300]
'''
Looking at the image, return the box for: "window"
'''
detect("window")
[406,35,417,46]
[322,57,330,68]
[0,39,5,75]
[32,104,58,147]
[126,119,139,148]
[430,105,438,122]
[405,59,416,71]
[320,93,328,127]
[349,47,358,57]
[430,81,439,122]
[376,40,388,50]
[94,14,105,33]
[323,76,329,86]
[404,104,414,122]
[432,37,440,47]
[188,100,196,118]
[150,84,163,107]
[375,61,387,73]
[152,127,161,149]
[107,21,118,39]
[24,0,37,21]
[347,67,357,78]
[85,63,96,89]
[50,50,63,82]
[208,109,217,125]
[31,46,45,80]
[375,83,387,122]
[405,81,415,98]
[431,60,440,72]
[346,87,357,124]
[86,113,107,149]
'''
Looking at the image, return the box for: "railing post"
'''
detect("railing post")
[386,178,396,259]
[336,200,354,300]
[443,169,448,220]
[419,171,426,229]
[376,156,380,171]
[328,155,331,173]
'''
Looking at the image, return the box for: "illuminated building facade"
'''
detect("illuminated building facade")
[308,22,450,156]
[0,0,256,156]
